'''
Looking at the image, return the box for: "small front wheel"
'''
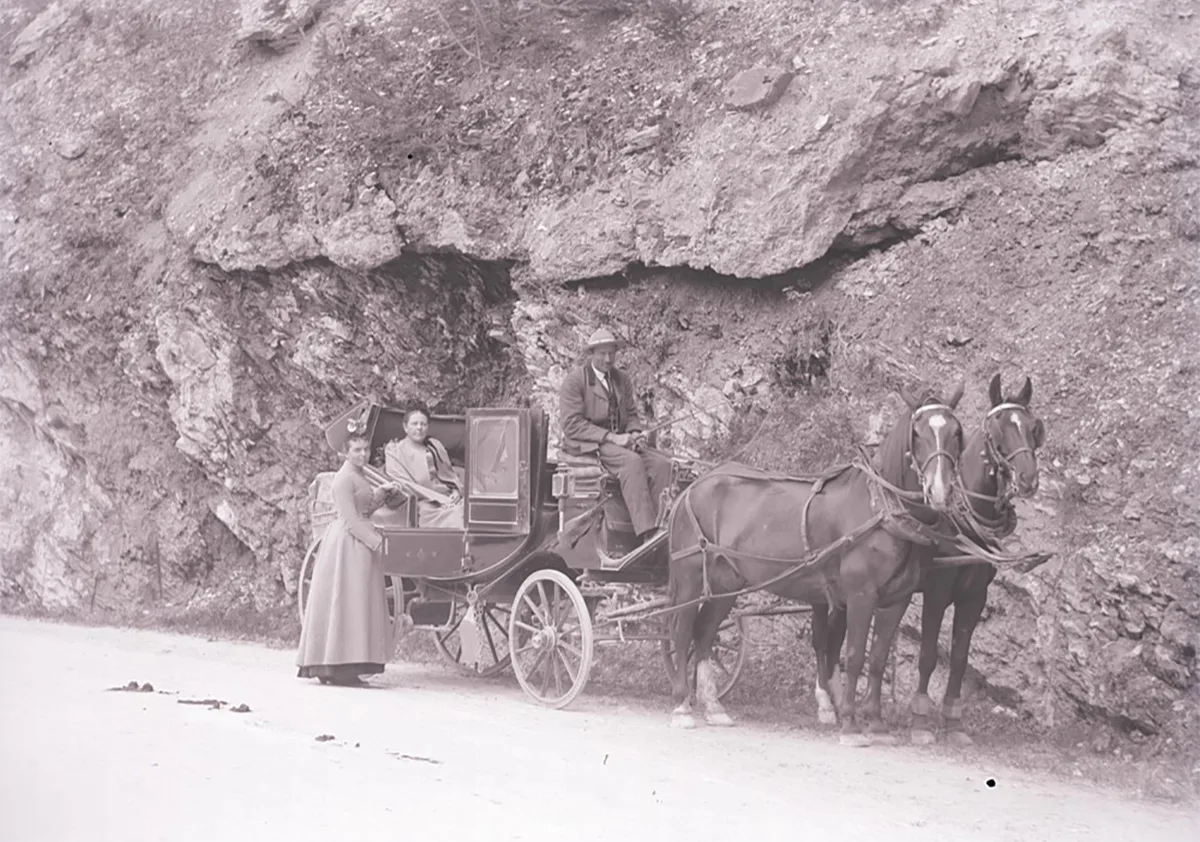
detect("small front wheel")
[509,569,594,709]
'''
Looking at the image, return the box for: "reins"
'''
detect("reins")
[647,403,1051,621]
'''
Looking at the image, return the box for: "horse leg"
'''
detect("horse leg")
[838,590,877,747]
[912,583,951,746]
[694,594,737,727]
[942,592,988,747]
[812,604,847,725]
[827,604,847,714]
[861,598,909,745]
[811,604,838,725]
[667,561,704,729]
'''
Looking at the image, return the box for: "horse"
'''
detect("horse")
[664,383,965,745]
[812,374,1045,744]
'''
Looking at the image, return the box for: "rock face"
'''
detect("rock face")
[724,66,794,111]
[8,1,71,68]
[237,0,325,51]
[1,0,1198,754]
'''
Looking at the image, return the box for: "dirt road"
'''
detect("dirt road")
[0,617,1194,842]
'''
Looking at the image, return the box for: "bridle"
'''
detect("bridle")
[907,402,959,502]
[957,402,1040,516]
[909,402,959,473]
[982,402,1039,492]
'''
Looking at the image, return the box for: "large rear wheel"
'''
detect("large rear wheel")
[509,569,594,709]
[297,537,321,623]
[433,599,513,677]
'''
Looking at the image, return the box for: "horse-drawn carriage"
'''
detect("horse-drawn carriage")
[301,378,1049,740]
[298,400,750,708]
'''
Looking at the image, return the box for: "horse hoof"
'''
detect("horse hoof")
[946,730,975,747]
[671,714,698,730]
[839,732,872,748]
[705,712,735,727]
[911,729,937,746]
[817,709,838,726]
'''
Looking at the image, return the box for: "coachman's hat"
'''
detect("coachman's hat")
[585,327,622,349]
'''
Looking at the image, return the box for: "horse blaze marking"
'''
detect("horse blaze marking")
[1009,411,1023,432]
[927,414,947,499]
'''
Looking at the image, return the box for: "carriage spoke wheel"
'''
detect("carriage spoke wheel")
[297,537,321,623]
[661,615,749,701]
[433,600,513,677]
[509,569,594,709]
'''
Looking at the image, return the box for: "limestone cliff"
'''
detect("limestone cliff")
[1,0,1197,777]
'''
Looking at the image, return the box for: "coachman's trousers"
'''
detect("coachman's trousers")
[595,443,673,535]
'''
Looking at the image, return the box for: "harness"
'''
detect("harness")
[651,403,1049,620]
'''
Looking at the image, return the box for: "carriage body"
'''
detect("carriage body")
[300,399,744,708]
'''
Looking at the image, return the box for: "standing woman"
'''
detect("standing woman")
[297,428,400,687]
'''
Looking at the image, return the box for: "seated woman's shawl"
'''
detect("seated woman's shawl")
[384,437,465,528]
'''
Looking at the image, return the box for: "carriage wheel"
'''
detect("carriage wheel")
[509,569,594,709]
[432,600,513,677]
[297,537,321,623]
[661,615,749,701]
[297,537,402,642]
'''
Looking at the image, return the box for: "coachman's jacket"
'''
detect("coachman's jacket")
[558,364,644,454]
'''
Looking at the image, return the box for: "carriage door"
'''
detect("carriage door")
[464,408,531,534]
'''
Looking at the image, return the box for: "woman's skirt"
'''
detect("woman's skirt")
[296,518,390,680]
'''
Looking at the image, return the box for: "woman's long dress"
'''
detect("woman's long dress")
[384,437,465,528]
[296,461,391,682]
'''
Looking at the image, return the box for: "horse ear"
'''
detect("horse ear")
[1016,377,1033,406]
[988,373,1002,407]
[899,383,921,411]
[946,380,965,410]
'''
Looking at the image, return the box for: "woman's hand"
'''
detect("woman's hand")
[448,489,463,505]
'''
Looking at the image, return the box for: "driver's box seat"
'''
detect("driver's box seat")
[553,451,616,498]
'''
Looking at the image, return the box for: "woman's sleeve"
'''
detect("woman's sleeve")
[365,485,389,514]
[332,473,383,552]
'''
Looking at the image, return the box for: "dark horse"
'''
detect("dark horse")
[813,374,1045,744]
[664,384,965,745]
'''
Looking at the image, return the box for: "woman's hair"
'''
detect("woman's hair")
[403,407,431,425]
[346,432,371,447]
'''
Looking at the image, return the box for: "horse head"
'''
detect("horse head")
[983,374,1045,497]
[897,381,965,511]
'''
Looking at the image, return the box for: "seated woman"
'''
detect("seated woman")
[384,408,465,529]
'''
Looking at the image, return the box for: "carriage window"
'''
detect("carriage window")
[470,416,519,498]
